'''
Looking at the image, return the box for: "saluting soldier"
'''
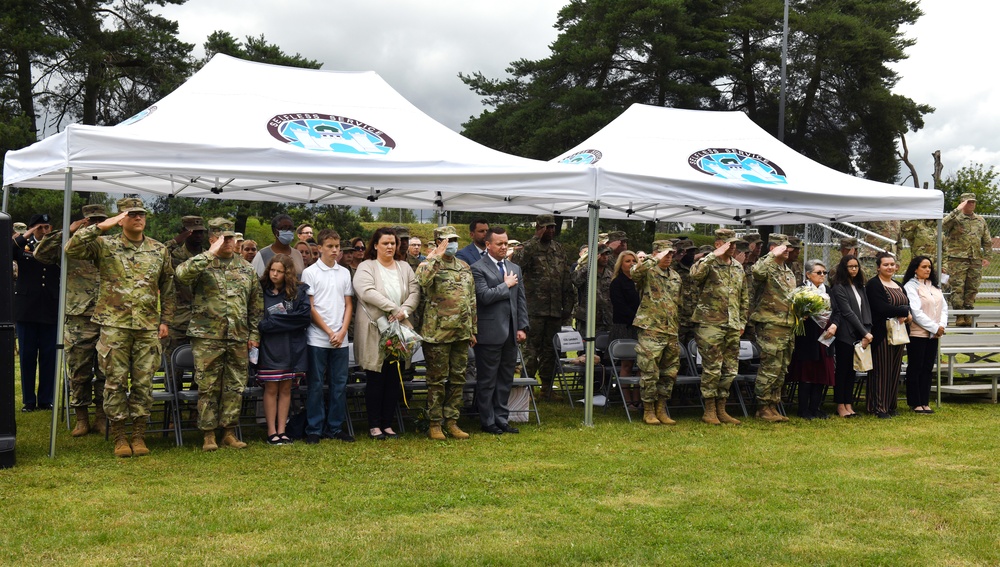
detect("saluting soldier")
[750,234,797,422]
[175,218,263,451]
[65,198,176,458]
[786,235,804,284]
[672,238,697,348]
[416,226,478,441]
[164,216,208,363]
[34,205,109,436]
[631,241,682,426]
[943,193,993,326]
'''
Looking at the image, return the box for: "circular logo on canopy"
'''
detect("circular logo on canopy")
[688,148,787,185]
[267,113,396,155]
[559,149,603,165]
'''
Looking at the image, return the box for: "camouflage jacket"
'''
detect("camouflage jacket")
[572,262,612,331]
[943,209,992,259]
[34,230,100,317]
[65,225,176,331]
[858,220,902,258]
[750,253,796,326]
[690,253,749,330]
[513,237,574,320]
[630,258,681,335]
[166,240,206,330]
[175,253,263,342]
[901,219,939,258]
[673,260,697,329]
[415,255,477,343]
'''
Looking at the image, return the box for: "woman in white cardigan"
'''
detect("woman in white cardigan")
[902,255,947,414]
[353,227,420,438]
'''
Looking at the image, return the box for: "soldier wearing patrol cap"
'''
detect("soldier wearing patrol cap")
[572,244,613,335]
[786,235,804,284]
[713,228,736,247]
[65,197,175,457]
[416,225,477,440]
[175,217,263,451]
[671,238,697,348]
[513,214,574,399]
[164,215,208,365]
[33,204,110,435]
[749,233,797,422]
[606,230,628,261]
[944,192,993,325]
[631,240,682,425]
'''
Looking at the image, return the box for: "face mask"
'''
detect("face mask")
[277,230,294,246]
[445,242,459,256]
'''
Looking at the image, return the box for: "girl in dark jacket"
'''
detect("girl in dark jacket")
[259,254,311,444]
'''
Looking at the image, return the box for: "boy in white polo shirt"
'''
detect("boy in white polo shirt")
[300,229,354,444]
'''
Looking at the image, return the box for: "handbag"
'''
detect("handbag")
[853,342,873,372]
[886,318,910,345]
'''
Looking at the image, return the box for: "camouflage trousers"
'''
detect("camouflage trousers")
[946,257,982,310]
[423,341,468,421]
[635,329,679,403]
[192,337,249,430]
[65,315,105,408]
[695,324,741,399]
[754,322,794,404]
[525,316,562,388]
[96,326,161,422]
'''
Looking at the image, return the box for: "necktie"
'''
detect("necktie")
[481,249,487,258]
[497,260,505,277]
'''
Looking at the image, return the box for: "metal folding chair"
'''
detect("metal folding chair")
[552,330,587,406]
[606,339,640,421]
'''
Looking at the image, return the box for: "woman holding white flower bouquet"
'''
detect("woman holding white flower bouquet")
[865,252,911,419]
[788,260,837,419]
[829,255,872,418]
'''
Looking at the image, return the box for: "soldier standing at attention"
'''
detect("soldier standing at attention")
[164,216,207,368]
[901,220,938,259]
[65,198,175,458]
[690,237,749,426]
[571,244,613,335]
[34,205,109,436]
[631,241,682,426]
[175,218,263,451]
[513,214,574,399]
[944,193,992,326]
[416,226,477,440]
[750,234,797,422]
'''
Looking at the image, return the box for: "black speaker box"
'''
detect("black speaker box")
[0,212,16,469]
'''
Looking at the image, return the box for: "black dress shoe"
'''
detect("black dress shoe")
[497,423,519,434]
[481,424,504,435]
[333,430,355,443]
[876,411,892,419]
[37,404,53,410]
[305,434,321,444]
[21,405,35,413]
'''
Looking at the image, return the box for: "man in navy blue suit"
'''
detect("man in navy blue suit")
[456,218,490,267]
[471,227,529,434]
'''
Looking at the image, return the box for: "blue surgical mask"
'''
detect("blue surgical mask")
[445,242,459,256]
[277,230,294,246]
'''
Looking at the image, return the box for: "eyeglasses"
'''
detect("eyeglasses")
[813,270,828,275]
[354,246,365,252]
[127,211,146,218]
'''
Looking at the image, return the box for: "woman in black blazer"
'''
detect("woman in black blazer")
[829,255,873,418]
[865,252,912,419]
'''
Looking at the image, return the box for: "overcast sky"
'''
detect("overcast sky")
[159,0,995,189]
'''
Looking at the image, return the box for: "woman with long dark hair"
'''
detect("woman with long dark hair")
[829,255,872,418]
[865,252,911,419]
[902,255,947,414]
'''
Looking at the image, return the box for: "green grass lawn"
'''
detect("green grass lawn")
[4,389,1000,566]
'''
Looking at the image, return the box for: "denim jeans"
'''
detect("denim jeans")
[306,345,349,436]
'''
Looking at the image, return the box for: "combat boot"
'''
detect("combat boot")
[715,398,741,425]
[756,404,783,423]
[655,397,676,425]
[93,406,108,436]
[642,402,661,425]
[130,417,150,456]
[221,428,247,449]
[428,422,447,440]
[110,420,132,458]
[71,408,90,437]
[772,404,790,422]
[203,430,218,452]
[700,397,721,425]
[445,419,469,439]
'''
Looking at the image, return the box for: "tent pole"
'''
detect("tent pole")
[582,201,600,427]
[936,217,943,409]
[49,168,73,458]
[2,186,8,213]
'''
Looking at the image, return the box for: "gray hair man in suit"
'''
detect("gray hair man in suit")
[471,227,529,434]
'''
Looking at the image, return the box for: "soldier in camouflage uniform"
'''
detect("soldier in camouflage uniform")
[513,214,574,399]
[163,216,207,364]
[750,234,797,422]
[631,241,682,425]
[34,204,109,436]
[944,193,993,326]
[65,198,175,458]
[786,236,804,285]
[175,218,263,451]
[572,245,613,334]
[690,237,749,426]
[858,220,902,274]
[901,219,938,259]
[416,226,477,440]
[672,239,698,348]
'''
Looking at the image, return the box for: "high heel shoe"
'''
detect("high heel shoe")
[369,428,387,440]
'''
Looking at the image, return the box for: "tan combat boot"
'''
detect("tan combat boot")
[772,404,789,422]
[655,397,676,425]
[642,402,661,425]
[756,404,783,423]
[71,408,90,437]
[110,420,132,458]
[715,398,741,425]
[93,406,108,436]
[221,428,247,449]
[445,419,470,439]
[428,422,447,440]
[130,417,150,456]
[701,397,721,425]
[203,430,218,452]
